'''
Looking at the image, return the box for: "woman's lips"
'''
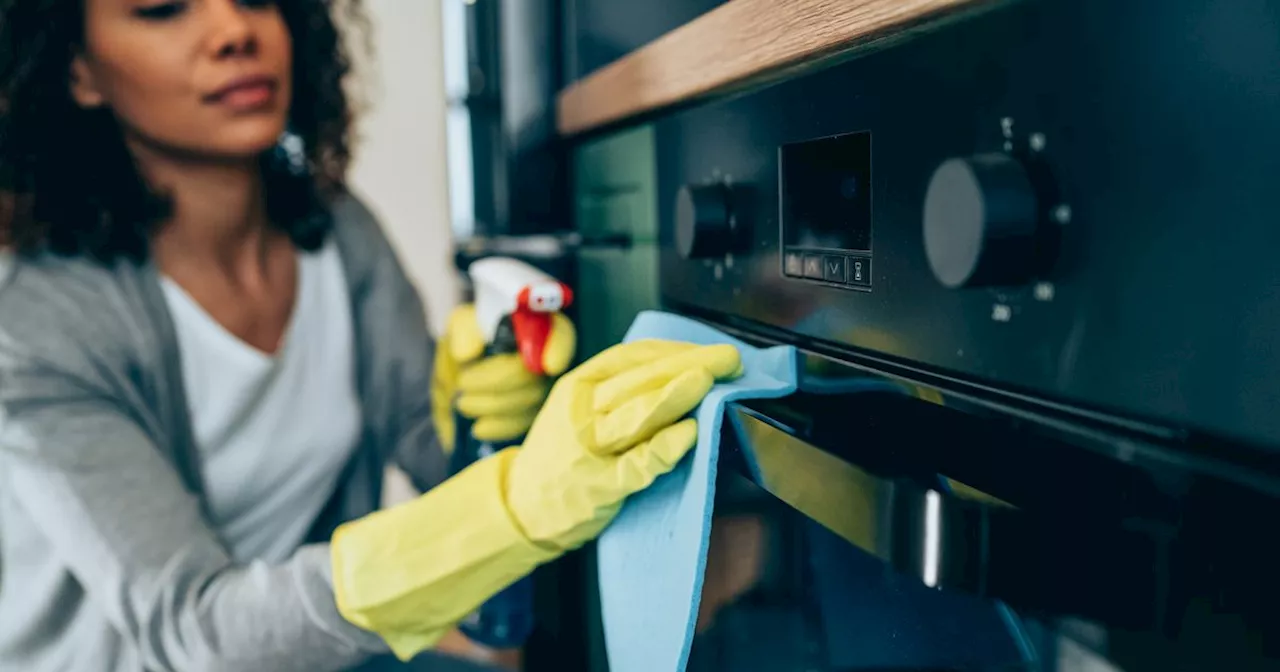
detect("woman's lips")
[205,75,278,110]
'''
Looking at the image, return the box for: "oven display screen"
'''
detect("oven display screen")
[780,131,872,252]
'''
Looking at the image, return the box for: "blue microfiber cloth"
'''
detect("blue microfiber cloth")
[596,310,799,672]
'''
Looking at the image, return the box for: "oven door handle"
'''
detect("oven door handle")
[718,394,1176,633]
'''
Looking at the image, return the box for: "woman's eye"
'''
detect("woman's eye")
[134,2,187,20]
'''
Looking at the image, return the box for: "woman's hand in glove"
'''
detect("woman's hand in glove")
[430,303,576,454]
[505,338,743,552]
[331,338,738,661]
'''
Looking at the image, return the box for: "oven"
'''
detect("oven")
[632,0,1280,669]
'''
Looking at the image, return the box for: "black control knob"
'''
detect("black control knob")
[676,183,735,259]
[922,153,1040,288]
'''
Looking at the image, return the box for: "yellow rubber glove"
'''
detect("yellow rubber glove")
[505,339,743,550]
[430,304,577,454]
[331,339,741,660]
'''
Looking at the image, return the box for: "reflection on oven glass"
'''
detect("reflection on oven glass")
[686,474,1130,672]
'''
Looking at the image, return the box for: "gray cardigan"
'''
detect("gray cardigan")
[0,195,452,671]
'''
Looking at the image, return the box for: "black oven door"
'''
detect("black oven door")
[682,381,1280,672]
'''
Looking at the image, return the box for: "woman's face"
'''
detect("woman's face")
[71,0,293,161]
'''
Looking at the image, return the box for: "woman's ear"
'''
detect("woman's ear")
[69,56,105,108]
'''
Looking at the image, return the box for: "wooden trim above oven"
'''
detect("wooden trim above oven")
[556,0,995,137]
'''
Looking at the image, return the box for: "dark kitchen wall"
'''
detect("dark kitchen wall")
[464,0,725,237]
[561,0,727,84]
[465,0,567,236]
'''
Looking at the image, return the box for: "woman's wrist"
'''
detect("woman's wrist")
[329,449,559,661]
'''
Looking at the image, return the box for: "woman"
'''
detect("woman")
[0,1,741,670]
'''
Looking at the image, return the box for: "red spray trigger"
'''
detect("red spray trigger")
[513,282,574,375]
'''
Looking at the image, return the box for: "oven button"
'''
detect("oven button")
[783,251,804,277]
[676,183,736,259]
[923,153,1040,288]
[847,256,871,286]
[803,255,823,279]
[822,256,845,283]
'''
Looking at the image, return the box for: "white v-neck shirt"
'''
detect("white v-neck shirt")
[160,242,361,563]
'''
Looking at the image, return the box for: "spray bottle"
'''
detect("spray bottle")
[451,256,574,650]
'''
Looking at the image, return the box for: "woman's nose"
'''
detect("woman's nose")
[206,0,258,58]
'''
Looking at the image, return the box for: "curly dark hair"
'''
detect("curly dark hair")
[0,0,369,263]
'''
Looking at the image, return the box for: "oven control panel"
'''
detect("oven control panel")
[778,131,875,291]
[654,0,1280,449]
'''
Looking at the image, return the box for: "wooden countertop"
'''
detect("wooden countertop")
[556,0,996,137]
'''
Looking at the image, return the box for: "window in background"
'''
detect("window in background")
[442,0,476,241]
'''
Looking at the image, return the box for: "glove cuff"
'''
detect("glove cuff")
[330,449,559,660]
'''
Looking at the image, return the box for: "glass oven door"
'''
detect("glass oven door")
[683,384,1277,672]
